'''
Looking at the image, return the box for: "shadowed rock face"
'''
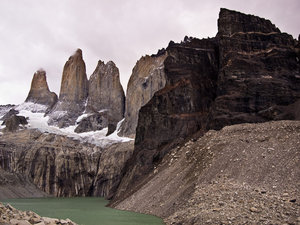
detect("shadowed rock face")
[112,8,300,203]
[119,52,168,137]
[87,61,125,122]
[217,8,280,36]
[210,9,300,130]
[25,70,58,110]
[47,49,89,128]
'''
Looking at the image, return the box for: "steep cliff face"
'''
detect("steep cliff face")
[210,8,300,129]
[25,70,58,110]
[47,49,89,128]
[119,52,168,137]
[112,8,300,206]
[86,60,125,122]
[0,129,134,197]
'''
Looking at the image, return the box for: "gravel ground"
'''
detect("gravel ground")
[114,120,300,224]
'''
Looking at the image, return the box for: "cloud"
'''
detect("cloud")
[0,0,299,104]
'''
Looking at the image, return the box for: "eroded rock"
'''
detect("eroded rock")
[119,52,168,137]
[86,60,125,123]
[25,69,58,110]
[47,49,88,128]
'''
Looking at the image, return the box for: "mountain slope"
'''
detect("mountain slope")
[112,120,300,224]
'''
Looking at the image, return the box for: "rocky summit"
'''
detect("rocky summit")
[25,69,58,111]
[47,49,89,128]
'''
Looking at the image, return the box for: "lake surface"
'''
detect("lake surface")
[2,197,165,225]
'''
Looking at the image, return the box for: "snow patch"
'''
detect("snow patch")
[16,104,133,147]
[76,113,91,123]
[107,119,132,142]
[15,102,47,113]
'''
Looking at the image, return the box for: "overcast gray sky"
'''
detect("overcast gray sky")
[0,0,299,105]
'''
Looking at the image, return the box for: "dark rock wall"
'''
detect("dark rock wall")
[112,8,300,203]
[136,38,219,156]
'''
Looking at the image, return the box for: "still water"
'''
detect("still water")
[2,197,165,225]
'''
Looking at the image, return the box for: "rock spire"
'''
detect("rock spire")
[47,49,89,128]
[25,69,57,109]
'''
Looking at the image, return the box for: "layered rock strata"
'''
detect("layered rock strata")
[119,52,168,137]
[48,49,89,128]
[0,129,134,198]
[112,8,300,207]
[25,69,58,110]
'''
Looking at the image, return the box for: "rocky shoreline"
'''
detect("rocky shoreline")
[0,202,77,225]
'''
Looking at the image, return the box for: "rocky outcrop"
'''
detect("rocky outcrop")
[0,109,19,121]
[74,112,109,133]
[0,167,48,199]
[47,49,89,128]
[112,8,300,208]
[86,61,125,123]
[119,52,168,137]
[25,69,58,110]
[1,115,28,132]
[0,105,15,119]
[0,203,77,225]
[0,129,133,198]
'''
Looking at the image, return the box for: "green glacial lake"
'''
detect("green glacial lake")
[2,197,165,225]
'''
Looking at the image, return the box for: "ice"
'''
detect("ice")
[12,103,133,147]
[76,113,91,123]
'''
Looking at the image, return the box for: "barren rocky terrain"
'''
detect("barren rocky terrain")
[0,202,77,225]
[113,120,300,224]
